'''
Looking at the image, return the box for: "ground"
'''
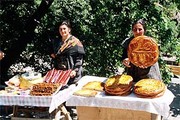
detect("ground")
[165,77,180,120]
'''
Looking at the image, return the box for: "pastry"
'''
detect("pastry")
[104,74,133,96]
[134,89,165,98]
[5,75,20,88]
[105,88,132,96]
[105,85,132,96]
[30,83,61,96]
[19,77,33,90]
[82,81,104,91]
[73,89,98,97]
[134,79,166,98]
[128,36,159,67]
[105,82,132,92]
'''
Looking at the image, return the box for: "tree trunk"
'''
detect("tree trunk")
[1,0,54,85]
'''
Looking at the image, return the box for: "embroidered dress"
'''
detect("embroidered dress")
[51,35,85,84]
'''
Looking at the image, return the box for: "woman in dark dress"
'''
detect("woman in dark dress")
[50,20,85,85]
[121,19,162,82]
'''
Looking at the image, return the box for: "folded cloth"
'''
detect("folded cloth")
[44,68,72,86]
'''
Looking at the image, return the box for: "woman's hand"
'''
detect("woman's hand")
[0,51,5,60]
[123,58,147,69]
[138,65,147,69]
[70,70,76,78]
[50,53,56,59]
[123,58,131,67]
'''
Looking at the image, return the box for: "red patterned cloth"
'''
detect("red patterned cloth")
[44,68,72,86]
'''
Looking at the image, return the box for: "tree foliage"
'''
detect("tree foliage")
[1,0,179,84]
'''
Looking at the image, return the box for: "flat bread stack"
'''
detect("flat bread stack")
[128,35,159,68]
[134,79,166,98]
[104,74,133,96]
[73,81,104,97]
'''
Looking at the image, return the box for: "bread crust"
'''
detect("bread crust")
[133,79,165,98]
[105,75,133,87]
[105,88,132,96]
[73,89,97,97]
[104,82,133,92]
[104,74,133,96]
[105,85,132,96]
[82,81,105,91]
[134,88,166,98]
[128,36,159,68]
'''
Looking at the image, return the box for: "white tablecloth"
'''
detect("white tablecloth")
[66,76,175,118]
[0,94,52,107]
[0,84,76,113]
[49,84,76,113]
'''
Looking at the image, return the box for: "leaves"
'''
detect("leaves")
[1,0,179,83]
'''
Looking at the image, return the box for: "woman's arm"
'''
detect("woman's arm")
[121,37,133,67]
[70,54,84,78]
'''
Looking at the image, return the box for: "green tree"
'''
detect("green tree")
[0,0,54,84]
[1,0,179,84]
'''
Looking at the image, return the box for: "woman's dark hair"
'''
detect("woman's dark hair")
[132,19,146,32]
[60,20,71,29]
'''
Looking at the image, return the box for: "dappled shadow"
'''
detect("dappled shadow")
[168,83,180,117]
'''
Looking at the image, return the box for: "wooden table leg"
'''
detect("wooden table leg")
[58,104,72,120]
[54,108,62,120]
[12,106,18,117]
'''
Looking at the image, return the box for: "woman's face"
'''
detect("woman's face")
[59,24,71,40]
[132,23,145,37]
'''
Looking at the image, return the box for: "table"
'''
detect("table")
[0,84,76,120]
[66,76,175,120]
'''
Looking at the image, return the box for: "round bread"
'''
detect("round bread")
[104,82,132,92]
[134,79,165,98]
[104,74,133,96]
[128,36,159,68]
[105,87,132,96]
[105,74,133,87]
[134,88,166,98]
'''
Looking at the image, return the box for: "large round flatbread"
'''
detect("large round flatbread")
[128,36,159,68]
[134,79,166,98]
